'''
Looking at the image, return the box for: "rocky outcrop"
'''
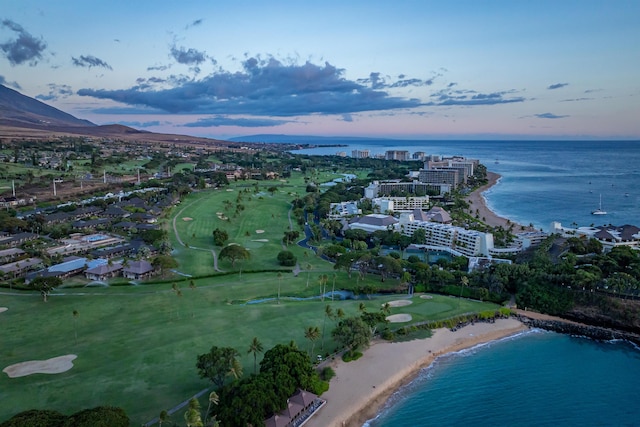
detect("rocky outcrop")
[515,315,640,346]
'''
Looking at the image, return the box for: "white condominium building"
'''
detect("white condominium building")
[399,217,494,257]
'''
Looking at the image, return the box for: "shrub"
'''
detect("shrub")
[320,366,335,381]
[277,250,297,266]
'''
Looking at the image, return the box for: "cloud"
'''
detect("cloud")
[427,88,525,106]
[147,64,172,71]
[0,19,47,66]
[36,83,73,101]
[341,114,353,122]
[115,120,161,127]
[560,97,593,102]
[78,57,423,116]
[535,112,569,119]
[183,116,293,127]
[185,19,203,30]
[0,74,21,89]
[357,72,434,89]
[72,55,112,70]
[547,82,568,90]
[170,45,207,66]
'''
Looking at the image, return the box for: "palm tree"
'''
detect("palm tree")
[229,358,243,380]
[306,263,313,287]
[203,391,219,426]
[381,302,391,316]
[321,305,334,351]
[277,272,283,304]
[158,409,170,427]
[304,326,320,359]
[358,302,367,313]
[331,272,337,300]
[247,336,264,375]
[184,398,203,427]
[72,309,79,345]
[458,276,469,308]
[321,274,329,301]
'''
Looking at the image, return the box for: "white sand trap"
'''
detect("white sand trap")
[3,354,77,378]
[386,300,413,307]
[182,217,193,221]
[226,189,234,192]
[386,314,412,323]
[216,212,223,215]
[0,307,7,313]
[252,239,269,242]
[255,230,265,234]
[420,295,433,299]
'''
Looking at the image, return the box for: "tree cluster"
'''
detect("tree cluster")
[1,406,129,427]
[201,343,327,427]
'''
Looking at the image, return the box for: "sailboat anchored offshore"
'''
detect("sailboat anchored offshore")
[591,194,607,215]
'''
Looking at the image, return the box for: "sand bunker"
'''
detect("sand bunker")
[386,300,413,307]
[255,230,265,234]
[386,314,412,323]
[182,217,193,221]
[252,239,269,242]
[226,189,234,192]
[3,354,77,378]
[0,307,7,313]
[420,295,433,299]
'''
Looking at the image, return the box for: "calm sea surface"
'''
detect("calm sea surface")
[365,331,640,427]
[291,139,640,426]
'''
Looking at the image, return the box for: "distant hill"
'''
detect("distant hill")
[0,84,236,147]
[0,84,96,128]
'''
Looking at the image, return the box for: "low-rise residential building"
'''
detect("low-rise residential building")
[551,222,640,252]
[372,196,430,213]
[347,214,399,233]
[85,263,123,281]
[122,260,155,280]
[328,202,361,219]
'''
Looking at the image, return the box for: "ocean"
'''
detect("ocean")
[290,139,640,426]
[365,331,640,427]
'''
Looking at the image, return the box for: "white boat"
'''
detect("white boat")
[591,194,607,215]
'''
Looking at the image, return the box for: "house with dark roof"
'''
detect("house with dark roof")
[264,389,325,427]
[122,260,155,280]
[26,257,108,283]
[85,263,123,281]
[0,232,38,247]
[348,214,399,233]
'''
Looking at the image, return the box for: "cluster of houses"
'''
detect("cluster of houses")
[0,193,176,283]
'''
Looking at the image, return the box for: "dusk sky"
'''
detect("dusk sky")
[1,1,639,140]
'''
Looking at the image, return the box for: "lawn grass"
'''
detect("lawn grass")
[0,171,503,425]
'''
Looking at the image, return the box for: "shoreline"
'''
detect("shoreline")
[465,171,534,231]
[306,318,527,427]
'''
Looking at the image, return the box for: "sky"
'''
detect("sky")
[1,0,639,140]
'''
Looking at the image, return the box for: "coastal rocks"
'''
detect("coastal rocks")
[515,315,640,346]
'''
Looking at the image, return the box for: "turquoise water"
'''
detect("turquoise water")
[366,331,640,427]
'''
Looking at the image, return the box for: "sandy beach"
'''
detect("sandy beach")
[465,171,533,231]
[306,318,527,427]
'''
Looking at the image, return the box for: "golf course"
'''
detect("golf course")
[0,171,502,425]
